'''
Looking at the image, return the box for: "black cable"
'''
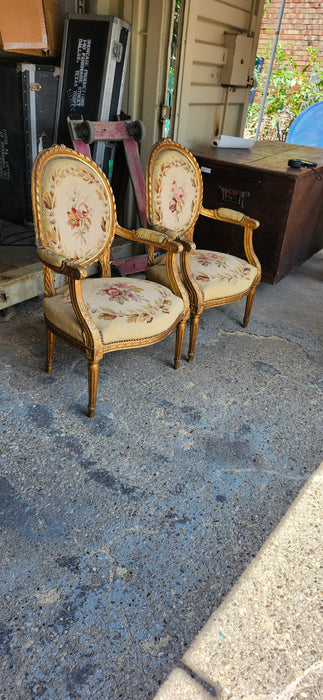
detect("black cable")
[288,159,322,180]
[309,165,322,181]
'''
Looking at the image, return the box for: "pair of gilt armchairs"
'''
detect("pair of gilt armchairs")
[32,139,261,417]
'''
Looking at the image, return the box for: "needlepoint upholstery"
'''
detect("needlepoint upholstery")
[150,150,200,232]
[147,251,258,301]
[41,157,113,260]
[32,145,189,417]
[43,278,184,345]
[145,139,261,362]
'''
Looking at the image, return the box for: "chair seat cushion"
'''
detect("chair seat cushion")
[146,250,258,301]
[43,277,184,346]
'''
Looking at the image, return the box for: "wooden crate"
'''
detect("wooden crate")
[193,141,323,283]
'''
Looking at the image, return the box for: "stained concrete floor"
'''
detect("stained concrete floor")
[0,251,322,699]
[155,462,322,699]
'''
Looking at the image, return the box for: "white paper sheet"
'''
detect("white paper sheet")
[212,135,255,149]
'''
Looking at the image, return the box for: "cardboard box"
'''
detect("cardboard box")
[0,0,63,57]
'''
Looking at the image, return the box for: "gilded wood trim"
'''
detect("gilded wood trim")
[45,326,55,373]
[201,283,256,310]
[32,144,117,272]
[201,205,259,230]
[102,314,184,352]
[200,205,261,281]
[88,361,99,418]
[68,278,103,361]
[165,250,190,315]
[244,224,261,282]
[116,221,189,313]
[174,320,186,370]
[145,138,203,240]
[188,315,200,363]
[99,249,111,278]
[243,288,257,328]
[144,138,262,365]
[46,312,184,357]
[45,318,89,354]
[43,265,55,298]
[179,249,203,312]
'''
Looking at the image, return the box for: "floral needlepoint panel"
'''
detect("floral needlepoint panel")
[152,152,200,233]
[43,279,184,345]
[41,157,112,260]
[147,250,259,301]
[190,251,258,300]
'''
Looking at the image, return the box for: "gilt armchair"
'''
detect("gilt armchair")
[32,145,190,417]
[145,139,261,361]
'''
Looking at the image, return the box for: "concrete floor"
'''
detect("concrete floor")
[0,251,322,699]
[155,462,322,699]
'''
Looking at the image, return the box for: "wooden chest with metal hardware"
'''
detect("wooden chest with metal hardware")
[193,141,323,283]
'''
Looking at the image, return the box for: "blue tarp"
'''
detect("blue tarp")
[286,101,323,147]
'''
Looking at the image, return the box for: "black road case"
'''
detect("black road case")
[54,14,131,178]
[0,61,60,226]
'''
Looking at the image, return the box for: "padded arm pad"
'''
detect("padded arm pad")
[37,247,87,279]
[147,226,196,251]
[37,246,66,269]
[132,228,183,252]
[217,207,246,223]
[201,205,259,229]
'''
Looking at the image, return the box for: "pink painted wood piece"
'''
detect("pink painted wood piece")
[69,118,149,274]
[69,119,147,228]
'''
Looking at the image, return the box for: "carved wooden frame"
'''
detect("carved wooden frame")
[32,145,189,417]
[145,139,261,362]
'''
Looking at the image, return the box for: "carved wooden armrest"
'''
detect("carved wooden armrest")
[136,228,186,254]
[162,230,196,252]
[178,236,196,252]
[148,226,196,252]
[37,246,66,269]
[116,224,191,308]
[37,246,88,279]
[200,206,261,273]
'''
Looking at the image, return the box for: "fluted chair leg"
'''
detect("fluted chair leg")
[88,360,99,418]
[243,288,256,328]
[45,327,55,373]
[188,314,200,363]
[174,320,186,369]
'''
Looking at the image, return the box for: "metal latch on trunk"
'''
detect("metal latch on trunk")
[218,186,250,209]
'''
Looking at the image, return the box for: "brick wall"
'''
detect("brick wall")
[257,0,323,69]
[246,0,323,138]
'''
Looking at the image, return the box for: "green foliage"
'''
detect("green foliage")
[246,44,323,139]
[263,0,272,16]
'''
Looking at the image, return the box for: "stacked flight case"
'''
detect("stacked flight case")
[0,61,60,226]
[54,14,131,179]
[0,14,131,228]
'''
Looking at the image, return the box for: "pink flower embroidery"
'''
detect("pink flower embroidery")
[76,202,89,219]
[101,281,144,305]
[67,201,90,231]
[103,286,123,298]
[67,207,80,228]
[169,181,185,216]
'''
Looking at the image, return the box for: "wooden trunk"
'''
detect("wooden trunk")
[193,141,323,283]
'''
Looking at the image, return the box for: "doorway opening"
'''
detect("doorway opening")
[162,0,185,138]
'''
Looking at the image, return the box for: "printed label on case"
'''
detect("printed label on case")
[0,129,11,181]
